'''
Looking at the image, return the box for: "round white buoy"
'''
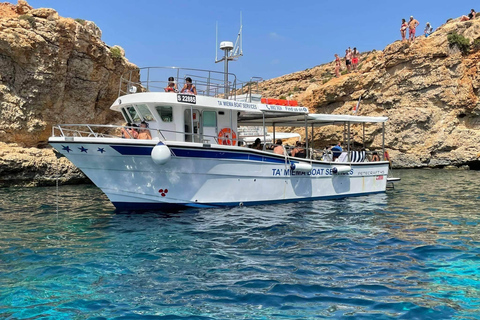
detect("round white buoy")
[151,142,171,165]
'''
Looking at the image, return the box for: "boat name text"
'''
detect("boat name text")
[217,101,258,110]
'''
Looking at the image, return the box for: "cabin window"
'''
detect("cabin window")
[203,111,217,127]
[126,106,141,122]
[136,104,155,121]
[155,106,173,122]
[121,108,132,123]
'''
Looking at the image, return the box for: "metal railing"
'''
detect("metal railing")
[118,66,262,101]
[51,124,220,144]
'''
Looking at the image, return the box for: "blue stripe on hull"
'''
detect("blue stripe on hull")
[170,148,285,164]
[108,144,285,164]
[112,191,385,212]
[110,145,153,155]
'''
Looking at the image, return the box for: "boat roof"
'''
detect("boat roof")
[111,92,387,126]
[238,113,388,127]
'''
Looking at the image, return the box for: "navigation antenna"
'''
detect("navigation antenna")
[215,13,243,99]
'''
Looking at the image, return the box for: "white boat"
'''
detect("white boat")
[48,66,392,211]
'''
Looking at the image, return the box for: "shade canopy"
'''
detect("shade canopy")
[238,112,388,127]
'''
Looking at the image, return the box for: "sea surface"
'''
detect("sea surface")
[1,169,480,319]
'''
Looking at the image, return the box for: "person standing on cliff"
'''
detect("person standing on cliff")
[345,48,352,73]
[408,16,420,42]
[334,54,341,77]
[400,18,408,42]
[352,48,360,71]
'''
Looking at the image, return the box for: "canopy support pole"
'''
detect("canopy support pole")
[190,105,194,142]
[347,122,351,162]
[362,123,365,148]
[273,123,276,143]
[382,122,385,160]
[305,115,309,158]
[311,123,314,151]
[262,112,266,151]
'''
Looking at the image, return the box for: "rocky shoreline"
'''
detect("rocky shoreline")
[1,2,480,187]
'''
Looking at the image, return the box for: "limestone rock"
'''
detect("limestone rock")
[0,1,139,185]
[0,1,139,148]
[258,17,480,168]
[0,142,89,187]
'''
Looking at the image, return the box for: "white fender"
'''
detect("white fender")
[151,142,171,165]
[332,166,351,174]
[290,162,312,172]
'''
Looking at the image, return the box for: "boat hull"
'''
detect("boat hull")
[49,139,389,211]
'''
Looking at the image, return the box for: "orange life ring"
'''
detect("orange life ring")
[218,128,237,146]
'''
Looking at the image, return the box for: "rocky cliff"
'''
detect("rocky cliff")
[0,1,139,186]
[256,17,480,169]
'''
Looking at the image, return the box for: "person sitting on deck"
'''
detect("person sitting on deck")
[121,123,138,139]
[291,141,306,158]
[137,121,152,140]
[164,76,178,92]
[251,138,262,150]
[331,143,343,161]
[181,77,197,95]
[273,139,285,155]
[371,152,380,161]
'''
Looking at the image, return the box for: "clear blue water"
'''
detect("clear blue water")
[1,169,480,319]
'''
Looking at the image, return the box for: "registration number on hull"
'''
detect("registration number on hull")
[177,94,196,104]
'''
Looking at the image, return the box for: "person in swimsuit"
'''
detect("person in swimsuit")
[291,141,306,158]
[121,123,138,139]
[334,54,341,77]
[273,139,285,155]
[424,22,433,37]
[461,9,476,21]
[352,48,359,71]
[400,18,408,42]
[345,48,352,73]
[408,16,420,42]
[164,76,178,92]
[181,77,197,95]
[137,121,152,140]
[251,138,262,150]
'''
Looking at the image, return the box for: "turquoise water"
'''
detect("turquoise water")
[1,169,480,319]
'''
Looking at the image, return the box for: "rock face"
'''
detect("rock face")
[0,1,139,186]
[257,17,480,168]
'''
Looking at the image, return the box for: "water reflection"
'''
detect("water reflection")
[0,169,479,318]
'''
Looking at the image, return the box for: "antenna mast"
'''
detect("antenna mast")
[215,13,243,99]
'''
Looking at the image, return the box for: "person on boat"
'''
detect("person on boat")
[352,48,359,71]
[334,54,341,78]
[460,9,476,21]
[164,76,178,93]
[400,18,408,42]
[121,123,138,139]
[371,152,380,161]
[408,16,420,42]
[291,141,306,158]
[424,22,433,37]
[273,139,285,155]
[181,77,197,95]
[331,143,343,161]
[137,121,152,140]
[251,138,262,150]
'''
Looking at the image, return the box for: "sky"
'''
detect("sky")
[13,0,478,83]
